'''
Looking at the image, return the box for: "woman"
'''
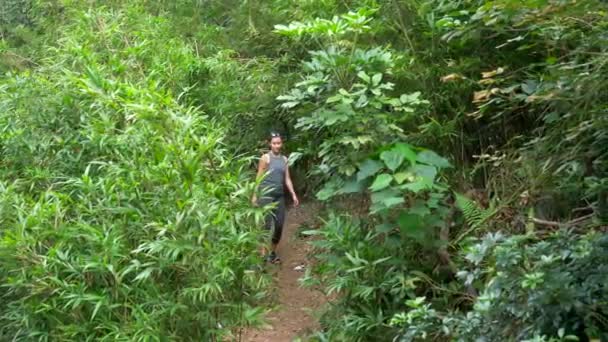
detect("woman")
[251,132,299,263]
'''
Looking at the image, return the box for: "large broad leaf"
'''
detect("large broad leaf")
[380,150,405,172]
[316,186,337,201]
[281,101,300,108]
[400,91,423,104]
[370,188,404,213]
[400,180,430,193]
[375,223,393,234]
[412,164,437,182]
[315,178,343,201]
[394,143,417,165]
[417,150,451,169]
[356,159,383,181]
[398,213,425,240]
[320,109,349,126]
[370,188,398,203]
[371,188,405,208]
[369,173,393,191]
[372,73,382,86]
[357,71,371,83]
[338,178,365,194]
[383,196,405,208]
[394,171,415,184]
[287,151,303,166]
[410,200,431,216]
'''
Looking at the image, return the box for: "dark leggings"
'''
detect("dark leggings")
[258,193,285,244]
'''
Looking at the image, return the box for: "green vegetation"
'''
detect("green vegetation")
[1,0,607,341]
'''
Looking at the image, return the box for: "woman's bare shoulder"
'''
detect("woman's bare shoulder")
[260,153,270,164]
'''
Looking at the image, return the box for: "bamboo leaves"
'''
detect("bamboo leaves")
[0,5,269,341]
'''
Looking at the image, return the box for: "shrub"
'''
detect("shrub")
[392,230,608,341]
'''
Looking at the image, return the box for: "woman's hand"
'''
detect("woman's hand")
[292,193,299,207]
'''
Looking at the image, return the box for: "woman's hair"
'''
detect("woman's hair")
[269,131,283,140]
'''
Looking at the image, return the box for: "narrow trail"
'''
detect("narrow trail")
[242,203,327,342]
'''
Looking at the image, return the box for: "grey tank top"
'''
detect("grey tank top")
[261,153,286,195]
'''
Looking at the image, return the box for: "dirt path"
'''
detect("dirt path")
[242,203,326,342]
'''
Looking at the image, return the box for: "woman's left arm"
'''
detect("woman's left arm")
[285,163,299,207]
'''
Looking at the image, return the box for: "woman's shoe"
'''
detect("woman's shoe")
[266,251,281,264]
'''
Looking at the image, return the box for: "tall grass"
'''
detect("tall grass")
[0,4,269,341]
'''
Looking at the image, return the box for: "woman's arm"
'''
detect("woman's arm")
[285,163,299,207]
[252,154,268,205]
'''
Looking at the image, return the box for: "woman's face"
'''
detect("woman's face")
[270,137,283,154]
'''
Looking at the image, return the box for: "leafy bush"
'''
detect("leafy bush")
[299,141,453,341]
[275,8,430,184]
[276,3,608,341]
[392,230,608,341]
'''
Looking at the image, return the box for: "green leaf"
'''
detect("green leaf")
[400,91,422,104]
[354,94,368,108]
[375,223,393,233]
[316,178,343,200]
[406,296,426,308]
[357,71,371,83]
[277,94,296,101]
[372,256,392,266]
[371,188,400,204]
[91,299,104,320]
[398,213,425,239]
[394,172,414,184]
[281,101,300,108]
[370,188,405,214]
[387,98,402,107]
[412,164,437,182]
[356,159,383,181]
[410,200,431,216]
[338,179,364,194]
[134,268,154,282]
[327,94,342,103]
[372,73,382,86]
[401,180,430,193]
[395,143,417,165]
[417,150,450,168]
[302,229,322,236]
[346,266,366,273]
[287,151,303,166]
[521,80,537,95]
[369,173,393,191]
[381,150,405,172]
[383,196,405,208]
[315,186,335,201]
[325,111,348,125]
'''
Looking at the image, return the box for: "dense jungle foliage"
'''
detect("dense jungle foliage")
[1,0,607,341]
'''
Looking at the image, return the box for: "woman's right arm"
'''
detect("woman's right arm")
[252,154,267,205]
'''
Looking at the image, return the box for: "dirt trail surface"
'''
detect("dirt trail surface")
[242,203,327,342]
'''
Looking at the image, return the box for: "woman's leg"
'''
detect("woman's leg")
[258,195,274,257]
[270,195,286,252]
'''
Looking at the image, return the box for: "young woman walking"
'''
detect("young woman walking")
[251,132,299,263]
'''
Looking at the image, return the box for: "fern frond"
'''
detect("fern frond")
[454,192,499,244]
[455,193,486,229]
